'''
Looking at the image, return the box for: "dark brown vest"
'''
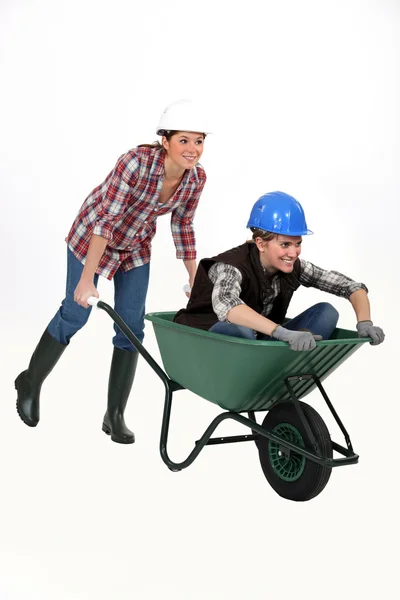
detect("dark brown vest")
[174,242,301,331]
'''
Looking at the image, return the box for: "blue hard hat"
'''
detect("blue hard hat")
[247,191,313,236]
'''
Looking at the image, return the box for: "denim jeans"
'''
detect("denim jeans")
[47,248,150,352]
[208,302,339,341]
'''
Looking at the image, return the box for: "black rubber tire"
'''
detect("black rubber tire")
[258,402,333,502]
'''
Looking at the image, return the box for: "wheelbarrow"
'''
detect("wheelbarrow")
[88,297,371,502]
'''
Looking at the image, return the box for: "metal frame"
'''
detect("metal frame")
[96,301,359,472]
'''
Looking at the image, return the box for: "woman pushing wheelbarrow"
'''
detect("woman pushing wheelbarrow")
[15,99,211,443]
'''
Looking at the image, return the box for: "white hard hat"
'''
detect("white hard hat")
[156,99,212,136]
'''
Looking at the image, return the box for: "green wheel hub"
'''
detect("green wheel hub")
[268,423,306,482]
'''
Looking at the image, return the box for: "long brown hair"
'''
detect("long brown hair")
[137,130,177,151]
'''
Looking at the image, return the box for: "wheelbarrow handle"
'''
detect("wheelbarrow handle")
[86,295,171,387]
[87,296,100,307]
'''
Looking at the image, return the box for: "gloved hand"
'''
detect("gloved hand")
[272,326,323,351]
[356,321,385,345]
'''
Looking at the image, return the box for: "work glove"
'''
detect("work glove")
[272,326,322,351]
[356,321,385,345]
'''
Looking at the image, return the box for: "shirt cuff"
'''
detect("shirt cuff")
[93,223,113,241]
[215,298,245,322]
[344,282,368,299]
[177,250,197,260]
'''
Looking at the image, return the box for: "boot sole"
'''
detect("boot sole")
[102,422,135,444]
[15,377,38,427]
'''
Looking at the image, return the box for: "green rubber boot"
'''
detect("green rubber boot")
[102,347,138,444]
[15,329,67,427]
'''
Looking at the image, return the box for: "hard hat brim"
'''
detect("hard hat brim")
[156,129,212,136]
[247,223,314,236]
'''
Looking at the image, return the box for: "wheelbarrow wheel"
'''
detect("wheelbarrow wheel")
[258,402,332,502]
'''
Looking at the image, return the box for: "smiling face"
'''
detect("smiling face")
[255,234,302,274]
[162,131,205,170]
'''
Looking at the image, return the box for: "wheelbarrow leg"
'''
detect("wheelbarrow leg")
[248,410,259,445]
[285,374,356,456]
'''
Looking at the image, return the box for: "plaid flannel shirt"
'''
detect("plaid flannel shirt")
[66,146,206,280]
[209,259,368,321]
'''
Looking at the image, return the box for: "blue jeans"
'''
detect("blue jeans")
[47,249,150,352]
[208,303,339,341]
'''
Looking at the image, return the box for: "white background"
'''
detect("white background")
[1,0,399,598]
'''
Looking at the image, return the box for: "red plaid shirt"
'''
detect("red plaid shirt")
[66,146,206,280]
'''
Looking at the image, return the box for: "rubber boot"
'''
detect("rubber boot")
[15,329,67,427]
[102,347,138,444]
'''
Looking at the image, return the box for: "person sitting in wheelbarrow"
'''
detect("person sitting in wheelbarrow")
[174,192,385,351]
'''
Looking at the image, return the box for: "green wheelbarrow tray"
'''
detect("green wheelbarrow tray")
[89,298,370,501]
[145,311,368,413]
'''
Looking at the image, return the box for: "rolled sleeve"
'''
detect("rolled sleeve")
[343,281,368,298]
[171,180,205,260]
[299,259,368,299]
[93,153,139,241]
[92,223,114,240]
[209,263,245,321]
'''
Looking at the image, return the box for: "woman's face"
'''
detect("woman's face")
[163,131,205,170]
[256,235,302,274]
